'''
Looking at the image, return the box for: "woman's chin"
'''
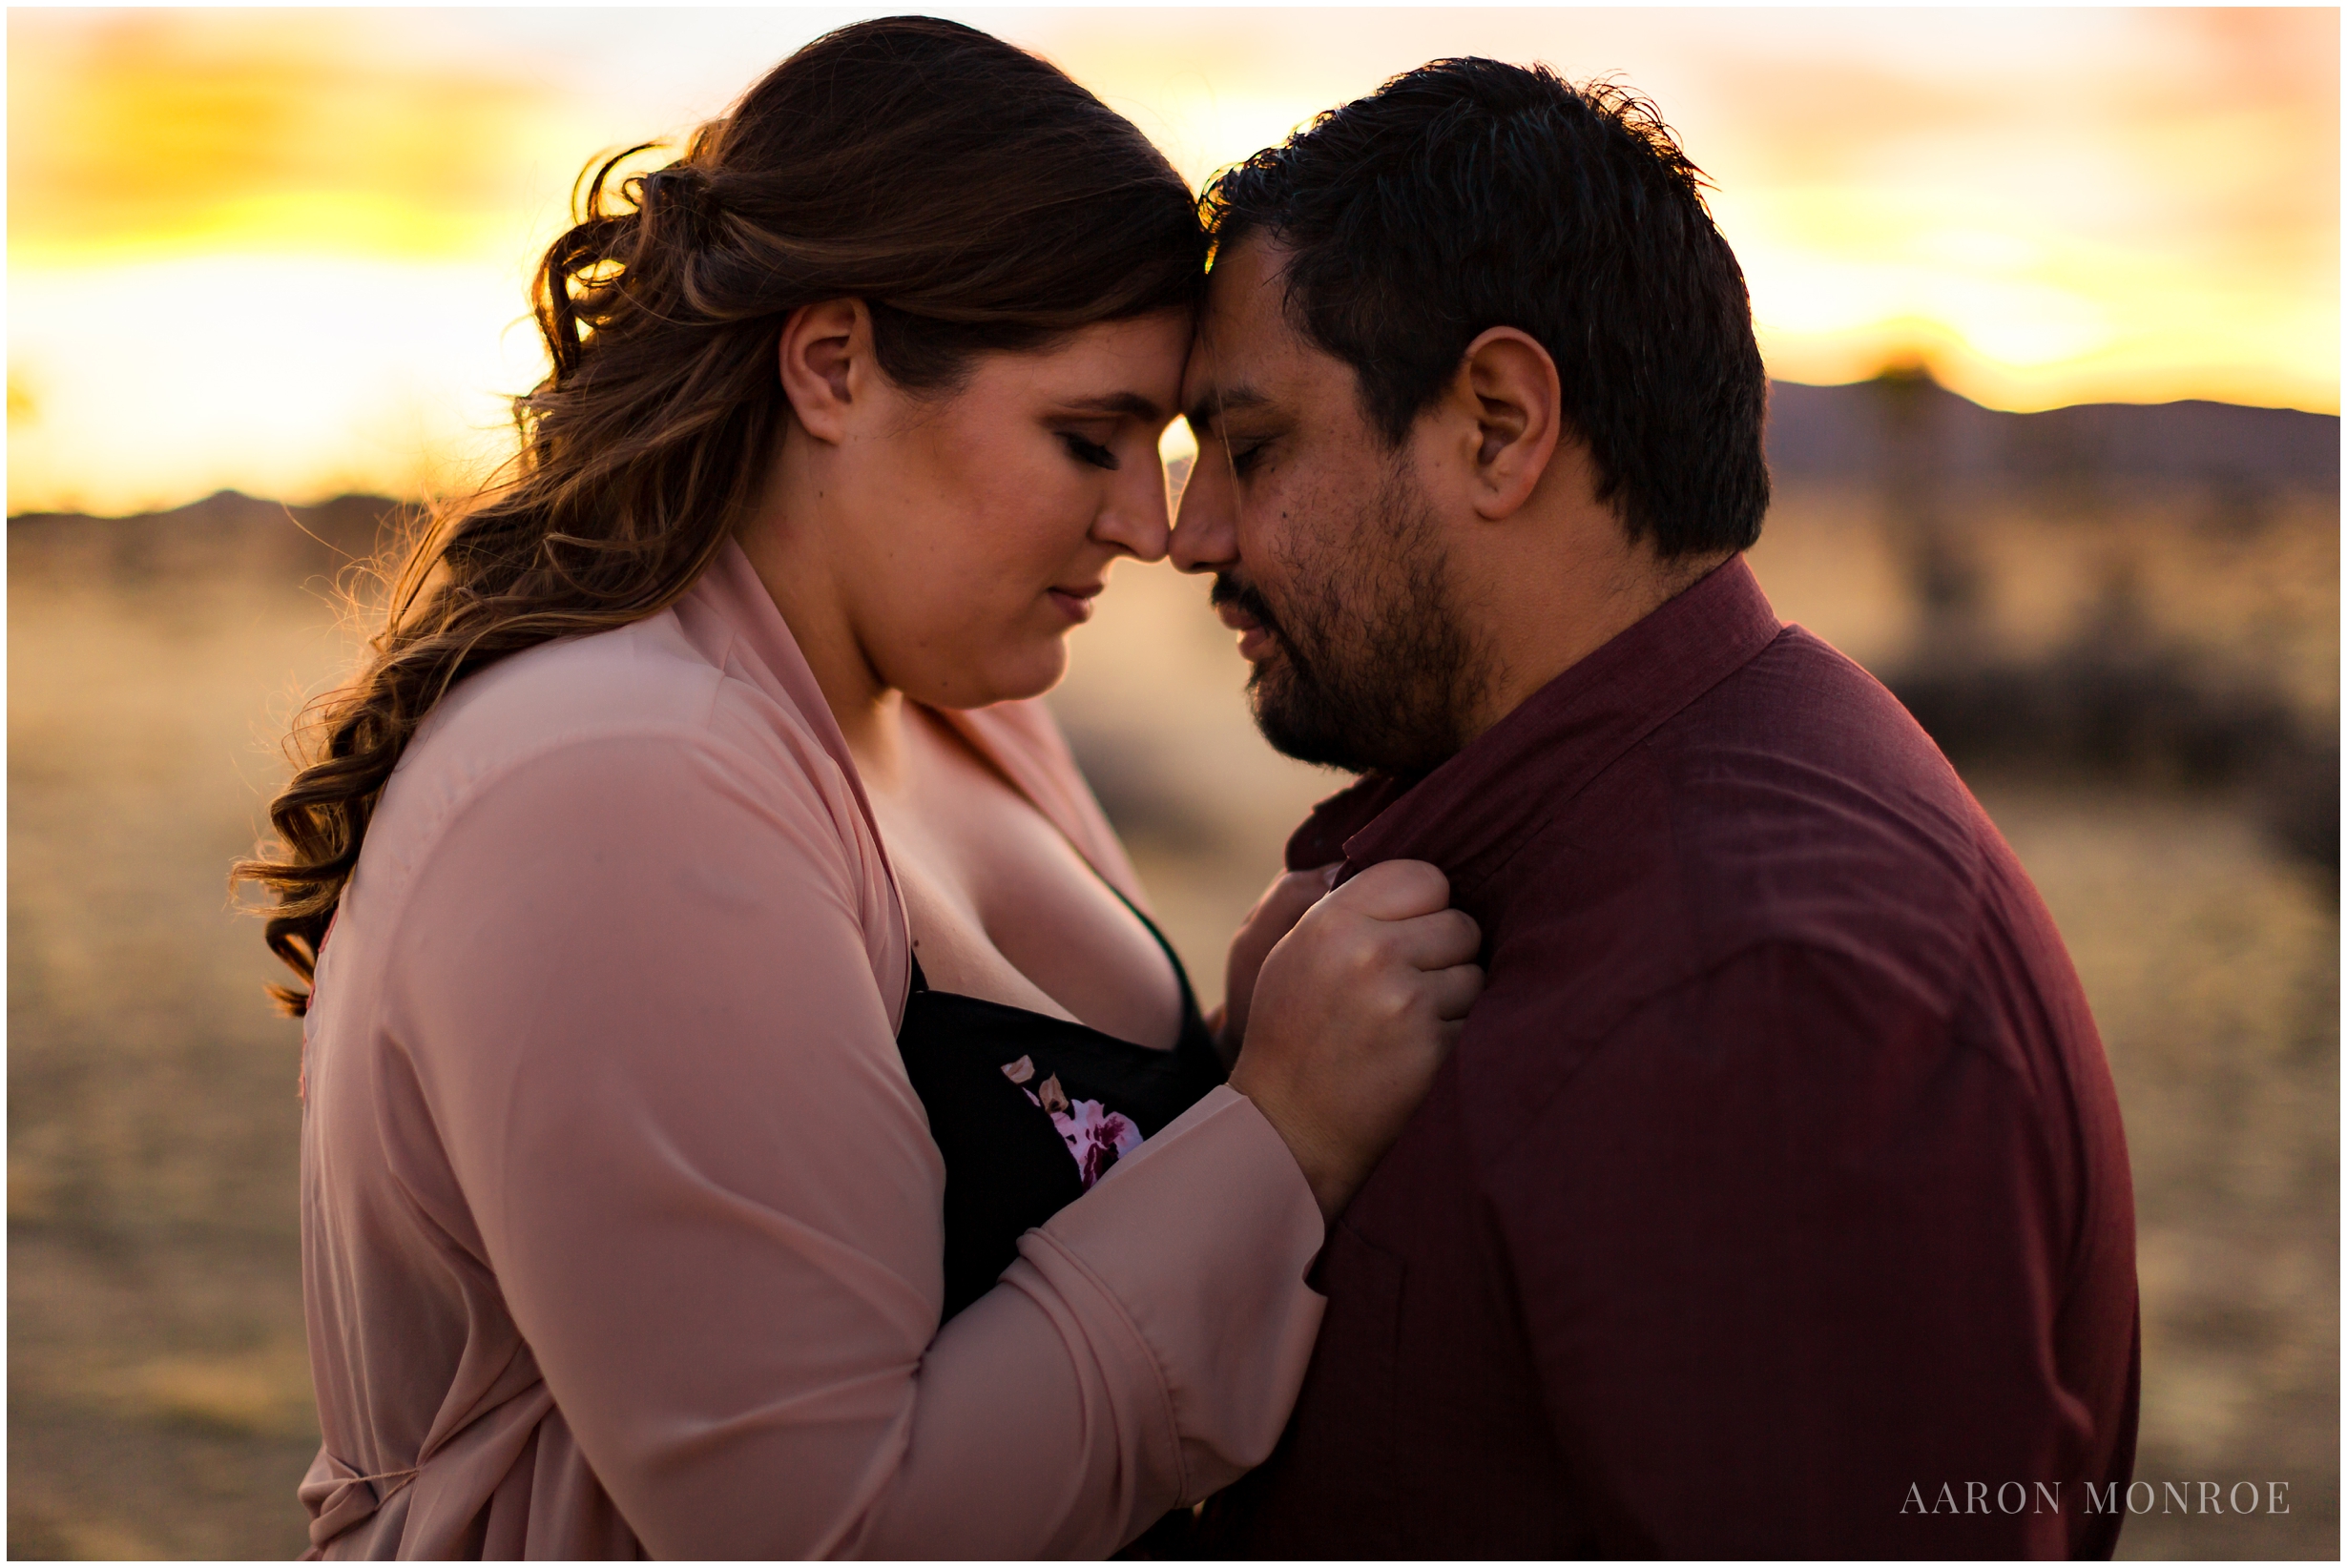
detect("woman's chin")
[910,642,1070,710]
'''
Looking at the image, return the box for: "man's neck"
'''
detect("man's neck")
[1460,544,1732,746]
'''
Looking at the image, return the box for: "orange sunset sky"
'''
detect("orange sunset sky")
[7,6,2338,516]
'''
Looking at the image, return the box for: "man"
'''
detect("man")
[1176,58,2139,1558]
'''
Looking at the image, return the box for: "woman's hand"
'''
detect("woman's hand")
[1214,862,1342,1065]
[1228,859,1483,1222]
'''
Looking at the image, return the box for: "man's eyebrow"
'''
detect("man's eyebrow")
[1055,391,1166,422]
[1185,385,1269,433]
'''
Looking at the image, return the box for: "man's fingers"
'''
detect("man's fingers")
[1325,857,1451,921]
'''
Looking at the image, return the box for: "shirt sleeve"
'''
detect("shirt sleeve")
[382,729,1325,1558]
[1487,939,2085,1558]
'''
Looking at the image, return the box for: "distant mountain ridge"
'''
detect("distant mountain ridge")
[1765,376,2339,489]
[9,383,2337,529]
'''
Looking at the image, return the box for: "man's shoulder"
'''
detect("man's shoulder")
[1678,622,1957,790]
[1678,622,1980,846]
[1503,625,1994,1019]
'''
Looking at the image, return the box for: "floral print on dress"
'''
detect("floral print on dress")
[1001,1055,1144,1188]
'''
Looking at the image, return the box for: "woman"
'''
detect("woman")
[237,17,1481,1559]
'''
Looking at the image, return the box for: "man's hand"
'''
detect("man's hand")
[1230,859,1483,1221]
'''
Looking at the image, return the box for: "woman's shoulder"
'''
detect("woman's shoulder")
[313,598,915,1075]
[426,609,835,775]
[425,610,722,751]
[368,610,867,887]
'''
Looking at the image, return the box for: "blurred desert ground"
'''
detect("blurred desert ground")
[8,377,2337,1558]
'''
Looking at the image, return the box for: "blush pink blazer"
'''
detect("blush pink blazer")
[295,542,1326,1558]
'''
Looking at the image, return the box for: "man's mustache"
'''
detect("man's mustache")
[1209,572,1288,645]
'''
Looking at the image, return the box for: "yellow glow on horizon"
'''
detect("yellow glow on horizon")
[7,7,2336,516]
[7,10,599,511]
[7,11,574,266]
[1718,184,2337,413]
[8,255,541,514]
[1049,8,2338,419]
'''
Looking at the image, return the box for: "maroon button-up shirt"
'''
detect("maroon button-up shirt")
[1208,557,2138,1558]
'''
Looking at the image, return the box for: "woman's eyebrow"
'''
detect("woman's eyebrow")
[1055,391,1165,422]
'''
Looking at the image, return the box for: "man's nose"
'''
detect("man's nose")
[1170,445,1236,576]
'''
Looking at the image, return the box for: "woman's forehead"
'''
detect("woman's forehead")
[975,314,1191,410]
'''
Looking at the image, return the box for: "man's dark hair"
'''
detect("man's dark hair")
[1204,58,1770,558]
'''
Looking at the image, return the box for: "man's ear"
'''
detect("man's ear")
[777,299,869,445]
[1455,326,1562,522]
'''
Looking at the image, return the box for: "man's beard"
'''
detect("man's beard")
[1211,465,1486,777]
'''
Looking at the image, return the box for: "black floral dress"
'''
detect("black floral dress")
[894,905,1227,1322]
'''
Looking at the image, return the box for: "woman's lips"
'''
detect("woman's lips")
[1047,585,1103,624]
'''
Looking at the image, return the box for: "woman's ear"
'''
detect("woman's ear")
[777,299,869,444]
[1457,326,1562,522]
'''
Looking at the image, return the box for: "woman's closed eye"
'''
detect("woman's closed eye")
[1059,431,1119,470]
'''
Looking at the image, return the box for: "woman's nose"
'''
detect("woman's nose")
[1091,465,1172,563]
[1169,453,1236,575]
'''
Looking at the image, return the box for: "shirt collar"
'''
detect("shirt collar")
[1284,555,1784,899]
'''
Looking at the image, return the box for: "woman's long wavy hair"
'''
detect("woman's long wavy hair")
[233,16,1208,1016]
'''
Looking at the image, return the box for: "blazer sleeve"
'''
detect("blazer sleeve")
[382,728,1325,1558]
